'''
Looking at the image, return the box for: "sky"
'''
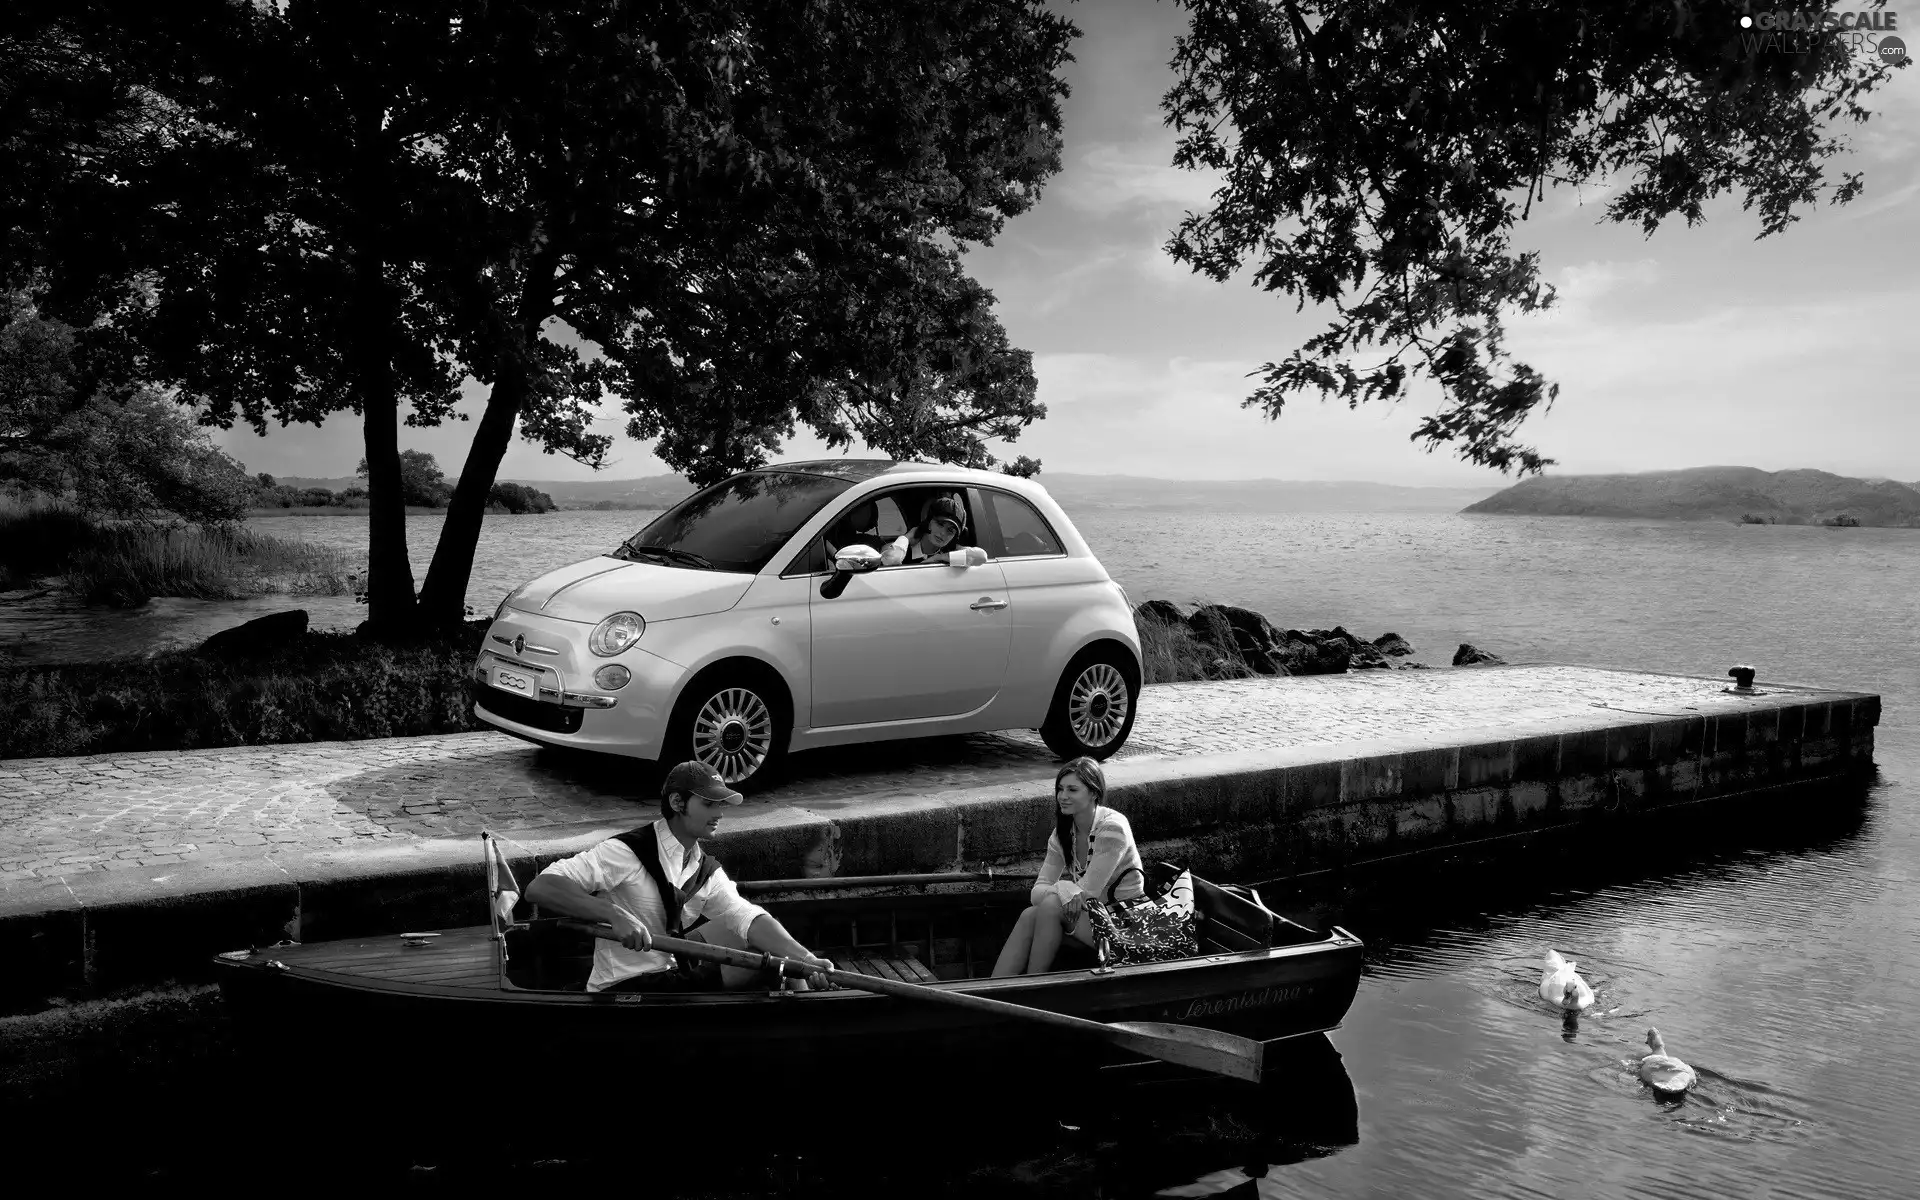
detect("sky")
[218,1,1920,488]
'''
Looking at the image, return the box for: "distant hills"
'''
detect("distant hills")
[510,475,694,510]
[514,471,1498,513]
[274,474,691,510]
[1029,474,1497,513]
[275,470,1500,513]
[1464,467,1920,527]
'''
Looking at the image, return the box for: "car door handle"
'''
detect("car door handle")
[969,597,1008,611]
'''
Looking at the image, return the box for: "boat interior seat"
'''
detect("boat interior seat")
[1194,878,1323,952]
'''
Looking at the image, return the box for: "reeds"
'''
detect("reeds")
[0,498,350,604]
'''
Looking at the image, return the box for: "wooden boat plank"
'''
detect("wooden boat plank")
[353,962,499,986]
[289,947,493,977]
[268,932,495,969]
[323,949,495,977]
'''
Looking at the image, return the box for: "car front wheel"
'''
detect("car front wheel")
[1040,647,1139,761]
[663,670,791,793]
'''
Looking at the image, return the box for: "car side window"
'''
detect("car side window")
[876,489,979,569]
[784,494,911,575]
[983,491,1063,558]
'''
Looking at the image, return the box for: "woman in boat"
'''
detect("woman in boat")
[991,757,1144,976]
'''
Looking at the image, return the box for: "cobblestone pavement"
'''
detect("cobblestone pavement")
[0,665,1824,892]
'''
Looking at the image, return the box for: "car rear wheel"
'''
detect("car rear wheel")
[1040,646,1139,761]
[664,669,791,793]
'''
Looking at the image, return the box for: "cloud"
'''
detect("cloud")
[986,352,1513,484]
[1556,259,1661,300]
[1054,136,1225,220]
[1504,284,1920,474]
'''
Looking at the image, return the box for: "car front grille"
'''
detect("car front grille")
[475,688,584,734]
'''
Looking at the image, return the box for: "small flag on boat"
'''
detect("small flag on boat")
[485,833,521,927]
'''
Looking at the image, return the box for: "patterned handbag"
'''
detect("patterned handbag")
[1086,861,1200,966]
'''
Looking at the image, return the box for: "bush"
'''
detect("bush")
[0,497,96,585]
[0,624,489,759]
[487,481,557,514]
[1,307,256,524]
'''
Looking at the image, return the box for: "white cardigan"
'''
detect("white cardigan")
[1030,807,1145,908]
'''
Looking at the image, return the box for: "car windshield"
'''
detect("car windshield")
[612,470,857,574]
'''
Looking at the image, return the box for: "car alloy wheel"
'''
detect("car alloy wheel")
[691,686,774,784]
[1067,662,1130,749]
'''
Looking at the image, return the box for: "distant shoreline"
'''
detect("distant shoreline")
[1465,467,1920,529]
[244,505,664,518]
[247,506,448,518]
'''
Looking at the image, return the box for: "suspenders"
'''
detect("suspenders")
[613,823,720,939]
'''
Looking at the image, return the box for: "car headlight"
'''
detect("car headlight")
[593,664,632,690]
[588,611,646,657]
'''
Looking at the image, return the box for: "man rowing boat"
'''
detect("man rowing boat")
[524,761,833,992]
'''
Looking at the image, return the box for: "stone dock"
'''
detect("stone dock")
[0,664,1881,1010]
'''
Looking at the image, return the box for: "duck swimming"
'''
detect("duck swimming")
[1539,950,1595,1012]
[1638,1028,1698,1095]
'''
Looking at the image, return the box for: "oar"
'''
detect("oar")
[560,919,1264,1083]
[736,870,1037,895]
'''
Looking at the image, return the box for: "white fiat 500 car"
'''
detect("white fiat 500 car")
[471,459,1141,790]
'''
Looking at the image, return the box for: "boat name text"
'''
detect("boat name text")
[1177,984,1311,1019]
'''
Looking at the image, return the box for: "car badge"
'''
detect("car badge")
[512,634,526,656]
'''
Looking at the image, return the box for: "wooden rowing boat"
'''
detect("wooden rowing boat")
[213,868,1362,1077]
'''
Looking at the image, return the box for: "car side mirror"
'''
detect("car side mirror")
[820,544,882,599]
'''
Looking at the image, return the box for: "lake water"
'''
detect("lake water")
[12,509,1919,1195]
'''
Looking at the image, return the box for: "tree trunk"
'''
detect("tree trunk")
[356,304,418,633]
[416,356,530,628]
[416,259,557,629]
[350,115,416,635]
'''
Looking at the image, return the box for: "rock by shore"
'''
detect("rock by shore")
[1135,601,1502,677]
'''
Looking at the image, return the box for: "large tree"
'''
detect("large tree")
[1164,0,1903,473]
[10,2,470,627]
[5,1,1076,631]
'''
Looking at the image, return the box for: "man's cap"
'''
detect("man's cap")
[922,494,966,531]
[662,761,744,805]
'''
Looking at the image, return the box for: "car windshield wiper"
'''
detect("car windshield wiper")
[618,544,714,570]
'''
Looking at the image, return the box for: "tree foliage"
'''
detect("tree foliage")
[1165,0,1901,473]
[6,0,1078,629]
[0,304,253,523]
[357,450,451,509]
[486,481,557,514]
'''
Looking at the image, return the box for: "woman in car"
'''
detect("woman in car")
[880,494,986,567]
[991,757,1144,976]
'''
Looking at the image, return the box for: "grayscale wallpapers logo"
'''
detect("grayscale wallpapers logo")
[1739,9,1907,62]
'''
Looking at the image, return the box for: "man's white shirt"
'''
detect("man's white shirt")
[537,819,770,992]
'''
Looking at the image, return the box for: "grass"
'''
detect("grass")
[0,623,488,759]
[1136,611,1251,685]
[0,498,350,604]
